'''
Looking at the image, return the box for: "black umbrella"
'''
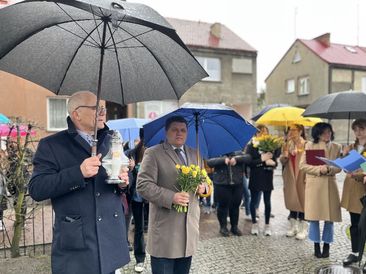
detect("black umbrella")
[0,0,207,154]
[303,90,366,143]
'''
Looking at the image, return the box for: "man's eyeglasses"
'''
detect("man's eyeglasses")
[74,105,107,115]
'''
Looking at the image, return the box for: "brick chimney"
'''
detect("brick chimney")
[210,22,221,39]
[314,33,330,47]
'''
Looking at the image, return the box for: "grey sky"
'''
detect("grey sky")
[135,0,366,91]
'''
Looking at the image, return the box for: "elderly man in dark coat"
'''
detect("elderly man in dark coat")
[29,91,130,274]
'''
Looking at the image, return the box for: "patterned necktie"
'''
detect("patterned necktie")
[175,148,187,165]
[86,135,94,146]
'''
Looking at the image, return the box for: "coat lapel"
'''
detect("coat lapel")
[163,142,181,165]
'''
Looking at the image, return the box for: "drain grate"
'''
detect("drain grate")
[315,264,362,274]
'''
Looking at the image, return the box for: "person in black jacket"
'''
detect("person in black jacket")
[246,125,279,237]
[207,151,251,237]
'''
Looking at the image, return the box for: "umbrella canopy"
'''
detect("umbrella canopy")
[106,118,149,148]
[256,106,322,127]
[0,113,10,124]
[143,103,257,159]
[303,90,366,119]
[0,0,208,153]
[0,124,36,137]
[0,0,207,104]
[251,103,289,121]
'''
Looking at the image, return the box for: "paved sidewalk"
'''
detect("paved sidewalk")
[120,171,359,273]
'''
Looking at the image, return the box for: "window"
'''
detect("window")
[298,77,310,95]
[196,57,221,81]
[286,79,295,93]
[362,77,366,92]
[47,97,68,131]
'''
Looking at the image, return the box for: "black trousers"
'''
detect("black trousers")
[350,212,361,252]
[250,190,272,224]
[151,256,192,274]
[289,211,305,221]
[214,183,243,229]
[131,200,147,263]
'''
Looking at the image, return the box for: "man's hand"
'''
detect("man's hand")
[80,154,102,178]
[118,166,130,188]
[173,192,190,207]
[229,157,237,166]
[224,157,230,165]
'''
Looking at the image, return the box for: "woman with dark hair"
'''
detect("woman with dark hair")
[300,122,342,258]
[280,124,307,239]
[341,118,366,266]
[126,128,148,273]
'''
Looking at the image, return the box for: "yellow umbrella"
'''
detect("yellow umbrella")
[256,106,322,127]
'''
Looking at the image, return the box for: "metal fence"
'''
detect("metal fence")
[0,194,53,258]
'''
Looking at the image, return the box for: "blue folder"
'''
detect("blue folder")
[316,150,366,173]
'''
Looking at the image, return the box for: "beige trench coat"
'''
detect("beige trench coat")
[299,141,342,222]
[279,141,306,212]
[136,142,201,258]
[341,144,366,214]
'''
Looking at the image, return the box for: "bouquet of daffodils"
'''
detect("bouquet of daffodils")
[252,134,284,153]
[174,164,212,213]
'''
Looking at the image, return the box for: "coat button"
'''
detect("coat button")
[96,192,101,197]
[113,212,118,218]
[97,216,102,221]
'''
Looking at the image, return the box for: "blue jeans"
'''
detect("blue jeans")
[308,221,334,243]
[242,176,250,215]
[151,256,192,274]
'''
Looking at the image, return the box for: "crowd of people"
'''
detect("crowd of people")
[2,90,361,274]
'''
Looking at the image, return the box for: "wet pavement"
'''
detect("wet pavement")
[119,171,363,273]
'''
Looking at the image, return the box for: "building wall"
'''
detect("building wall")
[266,41,329,107]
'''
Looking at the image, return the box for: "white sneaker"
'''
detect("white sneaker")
[244,214,252,221]
[251,223,259,235]
[0,222,3,231]
[264,224,271,236]
[134,262,145,273]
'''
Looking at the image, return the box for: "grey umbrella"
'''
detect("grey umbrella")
[0,0,207,154]
[303,90,366,143]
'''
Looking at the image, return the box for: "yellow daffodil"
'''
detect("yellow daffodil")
[201,169,207,177]
[181,166,190,175]
[363,151,366,158]
[175,164,181,169]
[192,170,197,178]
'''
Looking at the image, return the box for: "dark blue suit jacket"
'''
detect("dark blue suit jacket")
[29,117,130,274]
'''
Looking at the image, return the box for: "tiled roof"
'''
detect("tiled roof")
[166,17,256,53]
[300,39,366,67]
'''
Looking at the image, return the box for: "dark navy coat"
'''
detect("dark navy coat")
[29,118,130,274]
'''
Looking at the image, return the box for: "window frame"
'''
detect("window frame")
[298,76,310,96]
[285,79,295,94]
[195,56,221,82]
[47,97,69,131]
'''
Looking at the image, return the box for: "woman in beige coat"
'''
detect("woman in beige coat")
[300,122,341,259]
[340,119,366,266]
[280,124,307,239]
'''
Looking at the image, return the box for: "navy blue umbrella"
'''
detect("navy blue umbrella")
[143,103,257,159]
[251,103,289,121]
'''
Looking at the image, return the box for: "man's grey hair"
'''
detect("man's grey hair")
[67,91,94,115]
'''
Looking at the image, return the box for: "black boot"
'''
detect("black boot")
[219,226,230,237]
[322,243,330,258]
[230,226,243,236]
[314,243,322,258]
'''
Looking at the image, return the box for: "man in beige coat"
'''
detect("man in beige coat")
[137,115,205,274]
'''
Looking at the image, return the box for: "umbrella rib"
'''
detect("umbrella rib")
[106,23,125,105]
[57,21,104,93]
[117,25,179,98]
[55,3,101,47]
[55,25,100,48]
[107,45,145,50]
[109,29,155,48]
[104,14,127,48]
[91,6,102,44]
